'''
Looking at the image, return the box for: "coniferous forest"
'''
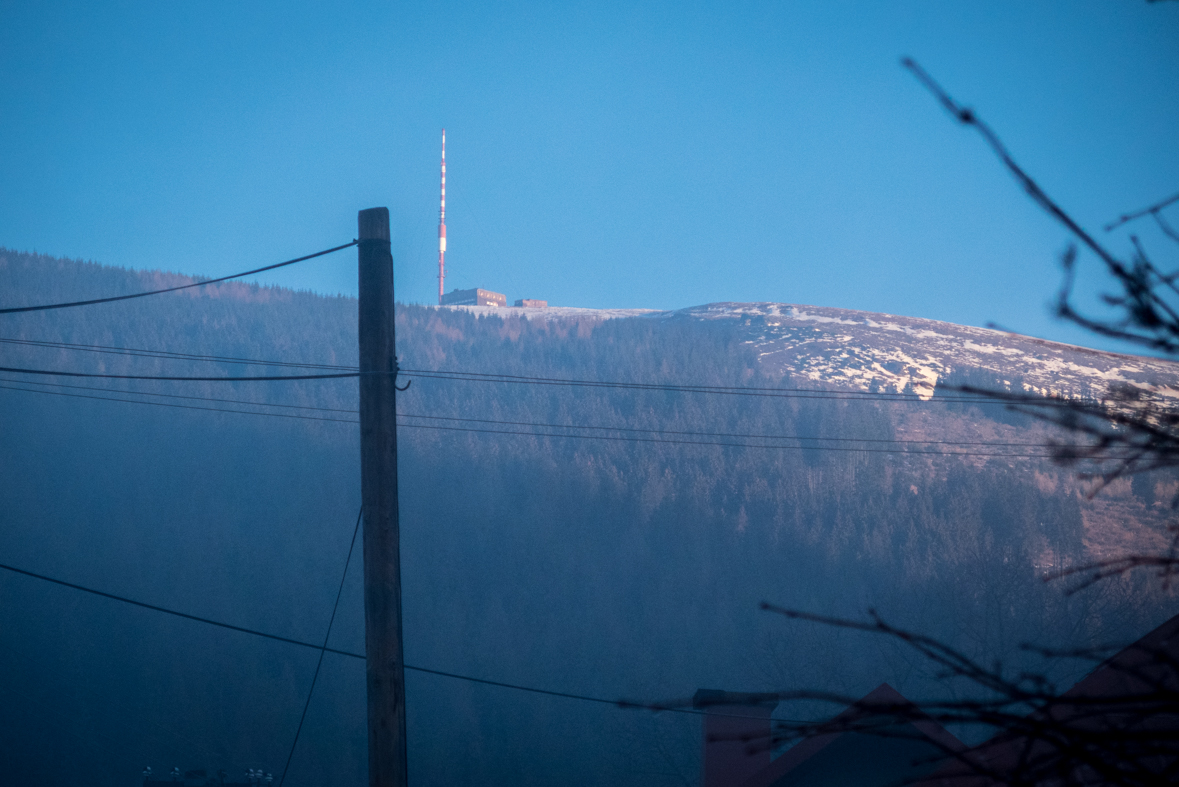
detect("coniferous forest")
[1,249,1174,786]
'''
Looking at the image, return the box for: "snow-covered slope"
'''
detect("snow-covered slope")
[681,302,1179,401]
[445,300,1179,400]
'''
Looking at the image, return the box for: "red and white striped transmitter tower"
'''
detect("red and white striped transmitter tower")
[437,129,447,304]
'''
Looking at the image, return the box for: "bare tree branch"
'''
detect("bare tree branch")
[903,57,1179,355]
[1104,191,1179,234]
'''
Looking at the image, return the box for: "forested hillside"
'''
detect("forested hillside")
[1,248,1174,787]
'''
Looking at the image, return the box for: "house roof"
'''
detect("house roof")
[740,683,965,787]
[916,610,1179,787]
[715,613,1179,787]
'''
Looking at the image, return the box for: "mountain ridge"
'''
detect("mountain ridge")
[444,300,1179,401]
[8,244,1174,404]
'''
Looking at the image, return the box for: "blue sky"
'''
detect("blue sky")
[2,0,1177,349]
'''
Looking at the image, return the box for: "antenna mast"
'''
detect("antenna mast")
[438,129,446,305]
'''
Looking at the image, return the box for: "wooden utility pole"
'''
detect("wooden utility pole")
[358,207,408,787]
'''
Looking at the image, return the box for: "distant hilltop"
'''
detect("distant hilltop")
[3,244,1171,405]
[437,299,1179,402]
[676,302,1179,402]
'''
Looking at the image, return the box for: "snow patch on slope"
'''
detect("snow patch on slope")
[679,302,1179,402]
[434,300,1179,403]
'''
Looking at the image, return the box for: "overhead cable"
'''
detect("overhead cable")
[0,241,359,315]
[0,383,359,423]
[0,376,1048,448]
[0,354,1057,407]
[404,421,1058,458]
[0,337,353,371]
[397,411,1047,448]
[0,382,1065,458]
[403,369,1105,410]
[0,560,360,659]
[0,560,772,719]
[0,377,357,413]
[279,507,362,787]
[401,367,931,399]
[0,365,367,382]
[0,335,1058,406]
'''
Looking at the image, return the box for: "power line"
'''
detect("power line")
[0,354,1060,406]
[1,335,1054,406]
[0,560,360,659]
[0,376,1048,448]
[403,421,1059,459]
[0,377,358,412]
[406,369,1111,410]
[0,559,784,721]
[399,368,1079,408]
[0,377,1065,457]
[0,337,354,371]
[0,365,368,382]
[0,383,359,424]
[397,412,1046,449]
[402,368,928,400]
[279,507,362,787]
[0,380,1067,457]
[0,241,359,315]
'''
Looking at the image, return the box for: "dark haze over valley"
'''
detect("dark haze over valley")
[1,249,1175,786]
